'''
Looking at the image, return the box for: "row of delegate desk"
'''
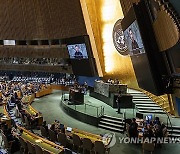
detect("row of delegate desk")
[2,83,111,153]
[19,126,64,154]
[1,84,64,153]
[0,105,11,128]
[19,93,64,153]
[71,128,110,145]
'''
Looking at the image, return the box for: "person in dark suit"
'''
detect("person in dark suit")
[116,92,123,114]
[129,118,138,138]
[128,28,141,55]
[42,121,48,132]
[74,45,83,59]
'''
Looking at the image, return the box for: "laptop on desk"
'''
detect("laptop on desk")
[66,127,72,132]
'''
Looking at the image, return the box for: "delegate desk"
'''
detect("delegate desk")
[22,94,43,125]
[0,105,11,127]
[19,126,64,154]
[71,128,111,146]
[35,87,52,98]
[69,88,84,105]
[25,105,43,126]
[21,94,35,104]
[50,84,69,91]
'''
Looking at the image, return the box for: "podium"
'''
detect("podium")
[69,89,84,105]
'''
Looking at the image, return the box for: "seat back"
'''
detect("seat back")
[72,134,82,147]
[58,133,67,147]
[24,116,30,128]
[48,129,57,142]
[40,126,48,138]
[20,113,25,123]
[27,141,35,154]
[94,141,105,154]
[2,133,10,149]
[43,149,53,154]
[65,148,73,154]
[35,144,43,154]
[82,138,93,151]
[19,136,27,150]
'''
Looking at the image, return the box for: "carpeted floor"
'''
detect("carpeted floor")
[31,90,180,154]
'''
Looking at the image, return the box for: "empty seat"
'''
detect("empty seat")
[58,132,68,147]
[40,126,48,138]
[35,144,43,154]
[19,136,28,153]
[48,129,57,142]
[82,138,94,154]
[72,134,82,152]
[27,141,36,154]
[43,149,53,154]
[94,141,110,154]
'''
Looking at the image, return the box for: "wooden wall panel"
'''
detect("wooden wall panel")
[120,0,140,16]
[153,10,179,51]
[0,0,87,39]
[38,0,51,39]
[0,46,69,58]
[0,0,9,39]
[20,0,38,39]
[0,64,72,73]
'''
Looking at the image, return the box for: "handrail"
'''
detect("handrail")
[61,92,104,117]
[143,90,173,114]
[142,91,173,136]
[84,102,105,117]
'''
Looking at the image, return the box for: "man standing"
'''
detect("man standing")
[116,92,123,114]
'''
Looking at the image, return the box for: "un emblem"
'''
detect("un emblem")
[113,19,128,56]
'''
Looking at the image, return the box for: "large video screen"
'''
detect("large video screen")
[67,43,88,59]
[123,21,145,56]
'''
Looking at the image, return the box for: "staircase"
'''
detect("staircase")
[128,92,166,114]
[98,115,125,133]
[168,126,180,138]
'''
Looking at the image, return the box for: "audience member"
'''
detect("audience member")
[129,118,138,138]
[42,121,48,132]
